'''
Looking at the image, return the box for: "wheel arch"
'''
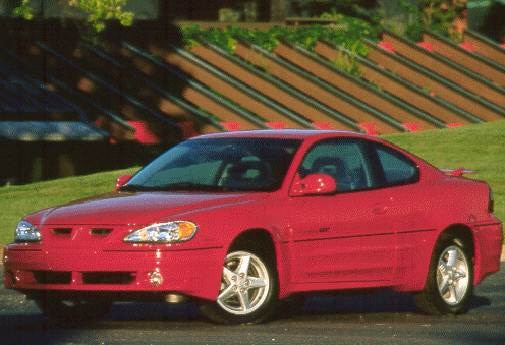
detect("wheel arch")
[414,223,476,314]
[228,228,275,253]
[437,224,475,259]
[227,228,289,299]
[434,223,476,285]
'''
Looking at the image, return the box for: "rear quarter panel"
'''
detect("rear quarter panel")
[394,173,501,291]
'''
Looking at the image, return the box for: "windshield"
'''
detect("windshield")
[122,137,301,192]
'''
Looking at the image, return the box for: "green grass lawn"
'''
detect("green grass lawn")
[0,120,503,245]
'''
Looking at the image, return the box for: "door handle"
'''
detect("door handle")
[372,206,388,215]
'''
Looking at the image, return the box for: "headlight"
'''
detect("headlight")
[14,220,41,242]
[124,221,198,243]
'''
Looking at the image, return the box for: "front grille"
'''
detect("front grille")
[33,271,71,284]
[45,225,118,240]
[82,272,135,285]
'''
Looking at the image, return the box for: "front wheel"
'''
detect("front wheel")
[415,237,473,314]
[200,249,278,324]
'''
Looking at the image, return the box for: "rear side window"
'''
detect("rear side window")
[375,144,418,186]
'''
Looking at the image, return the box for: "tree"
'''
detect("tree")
[13,0,134,33]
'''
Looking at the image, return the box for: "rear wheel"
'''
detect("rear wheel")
[35,297,112,323]
[415,236,473,314]
[200,249,278,324]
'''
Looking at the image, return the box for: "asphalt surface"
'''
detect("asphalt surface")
[1,265,504,345]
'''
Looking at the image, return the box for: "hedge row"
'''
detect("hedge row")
[181,15,380,57]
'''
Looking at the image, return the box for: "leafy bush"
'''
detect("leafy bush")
[297,1,466,42]
[13,0,134,33]
[419,0,466,42]
[331,40,364,76]
[181,15,379,55]
[370,0,465,42]
[371,0,423,41]
[293,0,376,19]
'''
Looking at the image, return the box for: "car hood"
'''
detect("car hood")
[32,191,265,226]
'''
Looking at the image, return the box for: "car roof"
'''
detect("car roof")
[191,129,372,140]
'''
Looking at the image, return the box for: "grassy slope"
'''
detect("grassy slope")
[0,121,503,244]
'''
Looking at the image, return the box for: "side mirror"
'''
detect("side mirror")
[115,174,132,191]
[289,173,336,197]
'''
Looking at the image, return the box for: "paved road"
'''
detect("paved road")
[1,266,504,345]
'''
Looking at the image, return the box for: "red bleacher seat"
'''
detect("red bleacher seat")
[358,122,379,136]
[417,42,435,52]
[178,120,197,138]
[312,122,333,129]
[266,121,286,129]
[127,120,160,144]
[402,123,420,132]
[378,41,395,53]
[221,121,241,131]
[459,42,475,52]
[446,122,463,128]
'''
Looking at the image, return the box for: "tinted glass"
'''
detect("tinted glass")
[299,139,373,192]
[123,138,301,192]
[375,144,418,186]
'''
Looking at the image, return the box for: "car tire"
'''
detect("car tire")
[200,249,279,324]
[415,236,473,315]
[35,297,112,324]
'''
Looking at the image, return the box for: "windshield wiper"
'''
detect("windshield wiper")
[121,182,234,192]
[119,184,157,192]
[158,182,233,192]
[120,182,259,192]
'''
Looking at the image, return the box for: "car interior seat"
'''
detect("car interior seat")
[222,160,272,190]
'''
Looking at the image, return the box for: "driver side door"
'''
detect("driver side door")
[287,138,396,288]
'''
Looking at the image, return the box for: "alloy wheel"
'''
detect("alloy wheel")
[217,250,270,315]
[436,245,470,305]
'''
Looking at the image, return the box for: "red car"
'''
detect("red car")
[3,130,502,324]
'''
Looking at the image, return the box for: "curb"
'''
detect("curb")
[0,246,504,267]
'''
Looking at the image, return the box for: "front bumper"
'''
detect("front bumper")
[3,245,225,301]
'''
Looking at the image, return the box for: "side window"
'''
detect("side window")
[375,144,419,186]
[299,139,373,192]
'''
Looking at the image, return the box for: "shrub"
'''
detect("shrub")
[180,15,379,55]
